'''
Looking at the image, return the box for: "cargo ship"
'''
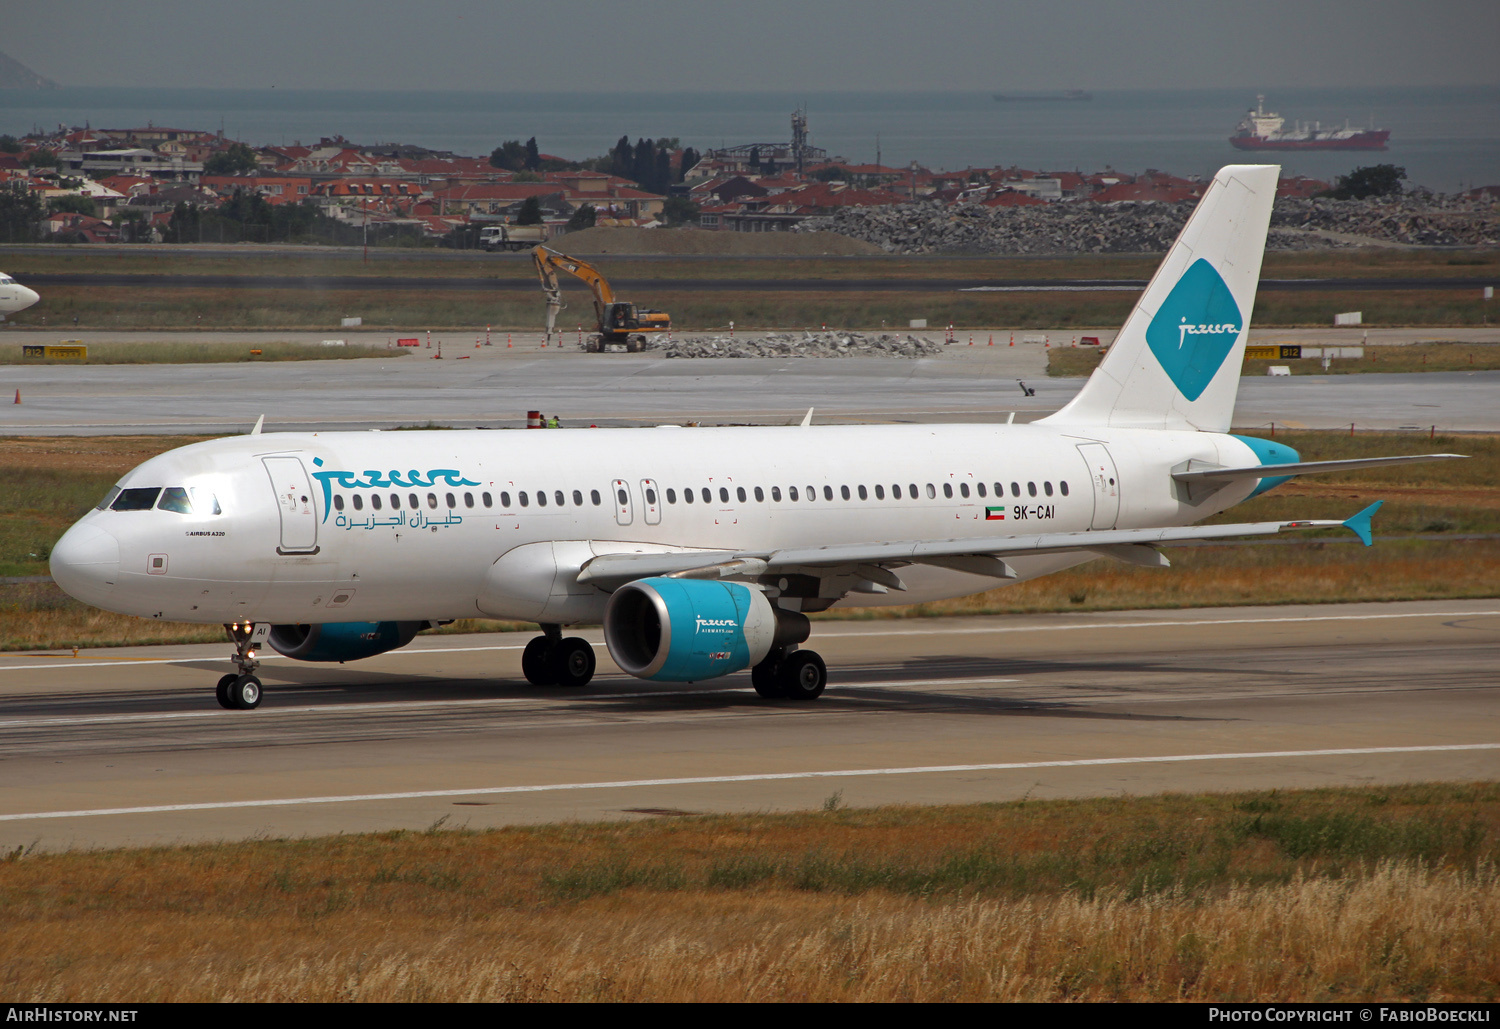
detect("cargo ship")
[1229,95,1389,151]
[993,89,1091,102]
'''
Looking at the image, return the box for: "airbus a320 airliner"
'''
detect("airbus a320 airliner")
[49,165,1461,709]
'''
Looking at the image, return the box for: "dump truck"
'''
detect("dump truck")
[480,224,548,251]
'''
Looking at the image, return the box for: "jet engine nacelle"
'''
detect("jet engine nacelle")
[267,621,426,663]
[603,577,809,682]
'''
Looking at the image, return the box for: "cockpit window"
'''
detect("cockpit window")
[97,486,121,511]
[158,487,193,513]
[111,487,161,511]
[191,488,222,515]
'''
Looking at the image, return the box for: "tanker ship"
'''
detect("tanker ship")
[1229,95,1390,151]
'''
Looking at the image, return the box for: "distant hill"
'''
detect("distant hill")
[0,51,59,89]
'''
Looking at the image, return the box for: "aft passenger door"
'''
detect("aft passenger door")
[611,479,633,526]
[262,455,319,554]
[1076,443,1120,530]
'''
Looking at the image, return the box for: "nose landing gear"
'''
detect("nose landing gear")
[217,623,267,710]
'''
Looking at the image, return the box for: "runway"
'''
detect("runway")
[1,599,1495,852]
[4,337,1499,433]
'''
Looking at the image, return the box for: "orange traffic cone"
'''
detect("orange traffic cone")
[12,389,19,405]
[988,334,994,346]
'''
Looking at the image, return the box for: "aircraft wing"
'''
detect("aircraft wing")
[575,504,1381,589]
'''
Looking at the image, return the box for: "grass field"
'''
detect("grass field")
[7,242,1497,282]
[2,784,1497,1001]
[3,246,1496,330]
[1,431,1495,651]
[1050,342,1500,378]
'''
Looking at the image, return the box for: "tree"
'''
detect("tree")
[0,181,43,242]
[524,137,540,171]
[677,147,699,182]
[609,136,633,179]
[1328,164,1406,200]
[514,195,543,225]
[49,195,97,217]
[661,196,700,227]
[512,170,542,183]
[0,135,20,154]
[489,140,527,171]
[22,149,58,169]
[813,165,850,182]
[203,142,258,176]
[566,203,596,232]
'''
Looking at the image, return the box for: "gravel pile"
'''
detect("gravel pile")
[798,194,1498,254]
[662,331,945,359]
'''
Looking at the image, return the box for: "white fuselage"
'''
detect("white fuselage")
[0,273,40,316]
[50,423,1262,627]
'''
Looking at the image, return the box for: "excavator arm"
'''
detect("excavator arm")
[532,245,615,340]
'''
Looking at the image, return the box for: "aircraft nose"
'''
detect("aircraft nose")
[50,522,120,602]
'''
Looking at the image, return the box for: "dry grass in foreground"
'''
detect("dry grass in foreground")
[2,784,1497,1002]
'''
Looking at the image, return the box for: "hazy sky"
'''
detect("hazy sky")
[5,0,1497,92]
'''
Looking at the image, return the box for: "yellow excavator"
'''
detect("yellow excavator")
[532,245,671,353]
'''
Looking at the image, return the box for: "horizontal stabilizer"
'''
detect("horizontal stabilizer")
[1342,501,1383,547]
[1173,453,1466,484]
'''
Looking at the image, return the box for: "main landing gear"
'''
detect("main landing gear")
[217,622,265,710]
[750,647,828,701]
[521,624,596,688]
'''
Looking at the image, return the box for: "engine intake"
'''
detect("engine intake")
[267,621,426,663]
[604,577,809,682]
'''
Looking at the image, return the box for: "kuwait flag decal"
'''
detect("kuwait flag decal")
[985,506,1006,520]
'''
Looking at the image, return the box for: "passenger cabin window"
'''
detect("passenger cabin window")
[754,487,764,502]
[702,488,711,503]
[823,486,833,501]
[353,495,364,511]
[976,483,986,498]
[496,492,508,507]
[111,487,160,511]
[390,493,401,509]
[409,493,419,508]
[554,490,565,507]
[537,491,548,507]
[959,483,970,498]
[684,488,694,504]
[909,483,918,499]
[737,487,747,503]
[1060,482,1069,496]
[646,487,657,505]
[463,493,473,508]
[943,483,953,499]
[772,486,782,502]
[666,488,677,504]
[372,494,383,510]
[788,486,798,501]
[892,484,901,499]
[427,493,438,508]
[572,490,583,506]
[333,495,345,512]
[1011,482,1021,497]
[1044,481,1054,496]
[591,490,602,506]
[719,487,729,503]
[618,488,629,506]
[874,485,884,500]
[840,485,851,500]
[1028,482,1037,497]
[519,492,529,507]
[925,484,935,499]
[445,493,455,508]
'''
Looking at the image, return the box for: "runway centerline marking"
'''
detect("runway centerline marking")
[1,607,1495,674]
[2,743,1495,822]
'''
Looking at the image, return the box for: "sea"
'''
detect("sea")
[1,85,1496,193]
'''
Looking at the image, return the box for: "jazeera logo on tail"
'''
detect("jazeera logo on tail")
[1145,258,1244,402]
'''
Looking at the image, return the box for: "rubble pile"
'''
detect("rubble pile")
[1270,192,1499,247]
[662,331,945,359]
[799,194,1498,254]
